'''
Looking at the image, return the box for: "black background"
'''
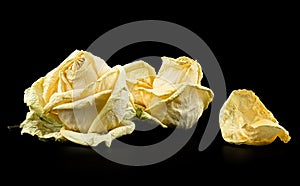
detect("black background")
[1,3,299,184]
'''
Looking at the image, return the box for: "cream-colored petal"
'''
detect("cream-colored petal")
[145,83,214,128]
[124,60,156,107]
[43,67,120,113]
[124,60,156,84]
[88,65,136,133]
[60,113,135,147]
[153,56,202,88]
[65,50,111,90]
[42,50,111,102]
[53,90,112,133]
[106,120,136,146]
[219,89,291,145]
[42,50,79,102]
[242,119,291,145]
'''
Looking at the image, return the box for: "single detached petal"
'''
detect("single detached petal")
[219,89,291,145]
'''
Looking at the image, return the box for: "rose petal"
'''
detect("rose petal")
[153,56,203,87]
[145,84,213,128]
[60,120,135,147]
[219,89,291,145]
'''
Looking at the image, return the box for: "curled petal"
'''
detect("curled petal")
[60,120,135,147]
[219,89,291,145]
[20,79,63,140]
[124,60,156,108]
[42,50,110,102]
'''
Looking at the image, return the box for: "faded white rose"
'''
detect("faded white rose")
[20,50,135,147]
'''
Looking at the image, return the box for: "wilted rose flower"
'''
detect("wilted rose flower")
[20,50,136,147]
[124,56,214,129]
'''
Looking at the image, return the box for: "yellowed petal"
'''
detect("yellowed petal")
[60,120,135,147]
[87,65,136,133]
[53,90,112,132]
[124,60,156,84]
[42,50,110,102]
[43,67,119,113]
[242,119,291,145]
[219,89,291,145]
[145,84,214,128]
[64,50,111,90]
[124,60,156,107]
[153,56,202,88]
[42,50,78,103]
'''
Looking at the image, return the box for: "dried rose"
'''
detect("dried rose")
[124,56,214,129]
[20,50,135,146]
